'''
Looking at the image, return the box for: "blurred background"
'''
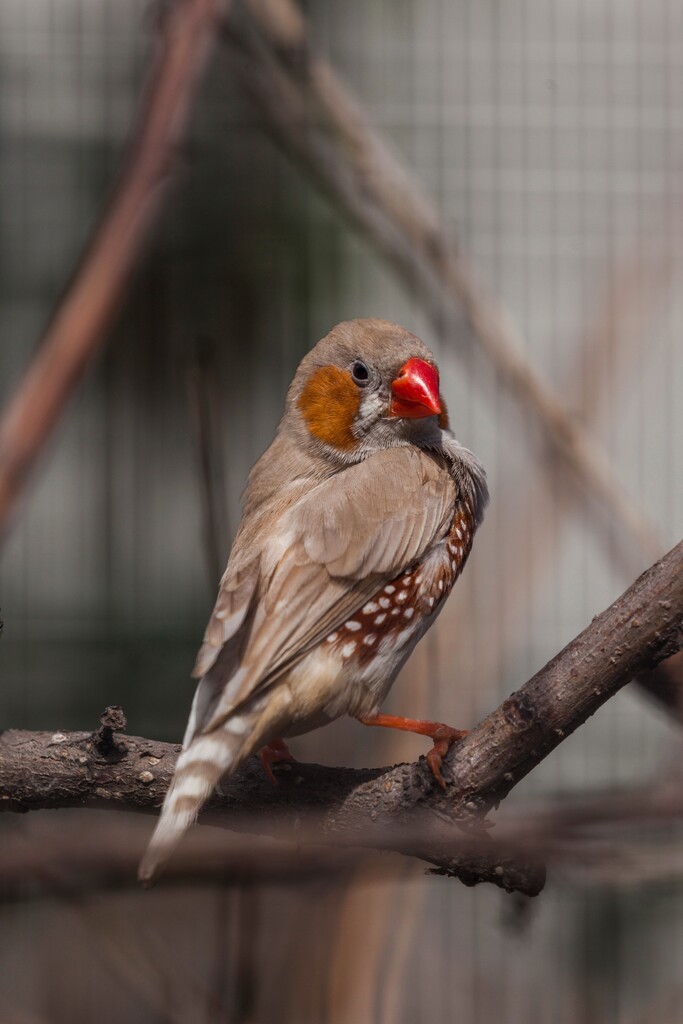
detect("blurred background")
[0,0,682,1021]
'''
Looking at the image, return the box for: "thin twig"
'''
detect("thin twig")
[0,0,223,542]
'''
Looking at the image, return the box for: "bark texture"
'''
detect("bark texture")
[0,0,222,540]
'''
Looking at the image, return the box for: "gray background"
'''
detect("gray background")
[0,1,682,1021]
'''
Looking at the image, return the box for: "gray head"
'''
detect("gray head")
[283,318,448,465]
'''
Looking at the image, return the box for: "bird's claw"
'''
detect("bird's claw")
[425,727,469,790]
[259,739,296,785]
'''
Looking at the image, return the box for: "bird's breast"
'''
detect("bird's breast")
[279,501,477,734]
[321,500,477,685]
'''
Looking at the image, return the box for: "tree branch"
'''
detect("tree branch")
[1,543,680,897]
[0,0,223,542]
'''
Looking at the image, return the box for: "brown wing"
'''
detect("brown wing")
[191,559,259,680]
[198,446,456,734]
[300,450,455,578]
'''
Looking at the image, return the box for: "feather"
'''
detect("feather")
[201,447,456,730]
[191,559,259,679]
[138,699,268,886]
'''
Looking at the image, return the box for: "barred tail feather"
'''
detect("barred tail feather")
[138,712,255,886]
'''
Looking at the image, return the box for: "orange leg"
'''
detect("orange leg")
[357,713,468,790]
[259,739,296,785]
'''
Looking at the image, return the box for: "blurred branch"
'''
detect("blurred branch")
[574,222,675,424]
[6,773,683,902]
[1,542,680,896]
[0,819,372,904]
[0,0,223,543]
[5,788,683,908]
[223,0,660,572]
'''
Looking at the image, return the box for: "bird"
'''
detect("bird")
[139,318,488,884]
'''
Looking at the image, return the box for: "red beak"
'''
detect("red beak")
[389,357,442,419]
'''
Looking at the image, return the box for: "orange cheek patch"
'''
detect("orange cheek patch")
[298,366,360,451]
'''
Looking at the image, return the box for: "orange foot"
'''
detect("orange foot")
[259,739,296,785]
[356,713,468,790]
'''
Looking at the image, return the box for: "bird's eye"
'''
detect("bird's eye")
[351,360,370,386]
